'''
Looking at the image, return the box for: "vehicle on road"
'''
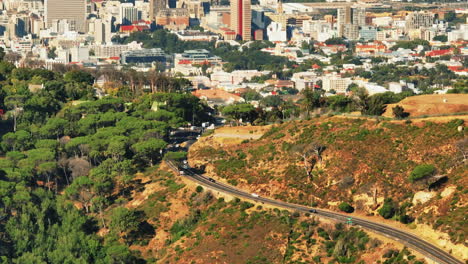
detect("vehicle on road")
[309,209,317,213]
[251,193,259,198]
[179,170,185,175]
[207,178,216,182]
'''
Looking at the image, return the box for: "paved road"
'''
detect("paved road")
[166,160,463,264]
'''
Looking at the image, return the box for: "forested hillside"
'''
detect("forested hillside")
[0,60,212,262]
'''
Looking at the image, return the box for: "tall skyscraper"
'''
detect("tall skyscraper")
[45,0,86,32]
[230,0,251,41]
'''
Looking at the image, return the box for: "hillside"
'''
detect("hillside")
[188,117,468,260]
[382,94,468,118]
[112,164,428,264]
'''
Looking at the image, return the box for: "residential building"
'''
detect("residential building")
[322,74,351,93]
[448,24,468,42]
[192,89,245,106]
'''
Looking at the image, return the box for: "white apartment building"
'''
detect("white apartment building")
[322,74,351,93]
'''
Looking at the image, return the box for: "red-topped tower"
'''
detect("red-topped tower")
[230,0,251,41]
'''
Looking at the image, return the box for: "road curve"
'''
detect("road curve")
[165,160,463,264]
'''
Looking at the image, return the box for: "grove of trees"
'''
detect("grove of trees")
[0,59,212,262]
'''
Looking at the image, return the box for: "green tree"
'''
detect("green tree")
[110,207,139,237]
[409,164,436,183]
[64,70,94,85]
[432,35,448,42]
[260,95,283,108]
[301,88,323,117]
[378,198,396,219]
[131,139,167,166]
[392,105,409,119]
[40,118,68,139]
[338,202,354,213]
[221,103,257,124]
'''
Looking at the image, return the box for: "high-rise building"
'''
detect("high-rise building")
[45,0,86,32]
[337,7,351,37]
[230,0,251,40]
[352,7,366,27]
[150,0,167,20]
[405,11,434,30]
[120,3,139,25]
[337,6,366,37]
[94,18,112,44]
[343,24,359,40]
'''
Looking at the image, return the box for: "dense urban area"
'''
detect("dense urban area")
[0,0,467,263]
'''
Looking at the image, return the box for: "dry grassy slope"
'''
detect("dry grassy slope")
[117,164,427,264]
[382,94,468,118]
[188,117,467,248]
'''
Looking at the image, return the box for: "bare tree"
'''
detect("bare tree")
[68,157,91,181]
[455,138,467,165]
[4,52,21,64]
[291,142,326,182]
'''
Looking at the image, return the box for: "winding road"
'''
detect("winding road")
[165,160,464,264]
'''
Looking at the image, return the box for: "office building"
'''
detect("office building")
[230,0,251,40]
[45,0,86,32]
[121,48,168,64]
[405,11,433,30]
[359,26,377,41]
[352,7,366,27]
[174,49,222,65]
[94,18,112,44]
[337,7,351,37]
[337,6,366,37]
[70,46,89,62]
[120,3,139,25]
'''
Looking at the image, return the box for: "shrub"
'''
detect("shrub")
[338,202,354,213]
[195,186,203,193]
[378,198,396,219]
[409,164,435,182]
